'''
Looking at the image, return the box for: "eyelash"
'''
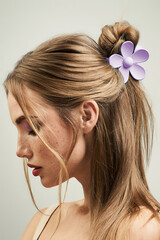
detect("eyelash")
[28,130,36,136]
[28,123,41,136]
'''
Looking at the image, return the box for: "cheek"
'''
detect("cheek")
[36,140,64,188]
[37,140,56,161]
[37,140,61,173]
[44,126,73,159]
[36,135,62,172]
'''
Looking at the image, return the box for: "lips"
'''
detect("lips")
[27,163,42,177]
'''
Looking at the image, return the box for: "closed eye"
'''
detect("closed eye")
[28,122,41,136]
[28,130,36,136]
[21,120,41,136]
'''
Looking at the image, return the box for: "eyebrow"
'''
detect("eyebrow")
[15,116,26,124]
[15,116,39,125]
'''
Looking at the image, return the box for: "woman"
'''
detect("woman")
[4,21,160,239]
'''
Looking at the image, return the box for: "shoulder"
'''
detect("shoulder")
[21,205,57,240]
[21,208,47,240]
[129,207,160,240]
[20,201,82,240]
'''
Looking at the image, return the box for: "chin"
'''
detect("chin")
[40,177,59,188]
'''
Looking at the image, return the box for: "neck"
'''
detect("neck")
[75,132,93,212]
[74,173,91,212]
[82,182,91,211]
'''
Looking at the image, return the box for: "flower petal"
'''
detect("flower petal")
[119,66,130,83]
[121,41,134,58]
[109,54,123,68]
[132,49,149,63]
[130,64,145,80]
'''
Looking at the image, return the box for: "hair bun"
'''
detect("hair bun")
[98,21,139,58]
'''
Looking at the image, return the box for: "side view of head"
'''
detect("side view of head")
[4,21,160,240]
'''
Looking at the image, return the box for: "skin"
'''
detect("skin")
[7,88,160,240]
[8,88,98,191]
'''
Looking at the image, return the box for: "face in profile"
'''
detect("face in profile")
[7,88,88,188]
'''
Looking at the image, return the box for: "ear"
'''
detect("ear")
[80,100,99,134]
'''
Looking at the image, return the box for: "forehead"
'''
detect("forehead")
[7,88,61,125]
[8,93,24,123]
[7,88,43,123]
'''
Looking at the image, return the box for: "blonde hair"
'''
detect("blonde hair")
[4,21,160,239]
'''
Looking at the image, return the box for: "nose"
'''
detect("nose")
[16,138,32,159]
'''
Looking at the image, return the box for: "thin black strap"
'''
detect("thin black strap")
[37,205,59,240]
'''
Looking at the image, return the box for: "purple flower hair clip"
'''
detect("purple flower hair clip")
[107,41,149,83]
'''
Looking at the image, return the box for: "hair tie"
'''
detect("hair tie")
[106,41,149,83]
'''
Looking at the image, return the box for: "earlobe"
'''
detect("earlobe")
[80,100,99,134]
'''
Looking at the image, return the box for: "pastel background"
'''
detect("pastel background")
[1,0,160,239]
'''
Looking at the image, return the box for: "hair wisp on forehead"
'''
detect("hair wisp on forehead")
[4,21,160,240]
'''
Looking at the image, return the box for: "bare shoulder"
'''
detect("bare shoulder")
[21,205,57,240]
[129,207,160,240]
[20,208,47,240]
[20,201,84,240]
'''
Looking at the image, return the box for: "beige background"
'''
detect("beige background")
[1,0,160,239]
